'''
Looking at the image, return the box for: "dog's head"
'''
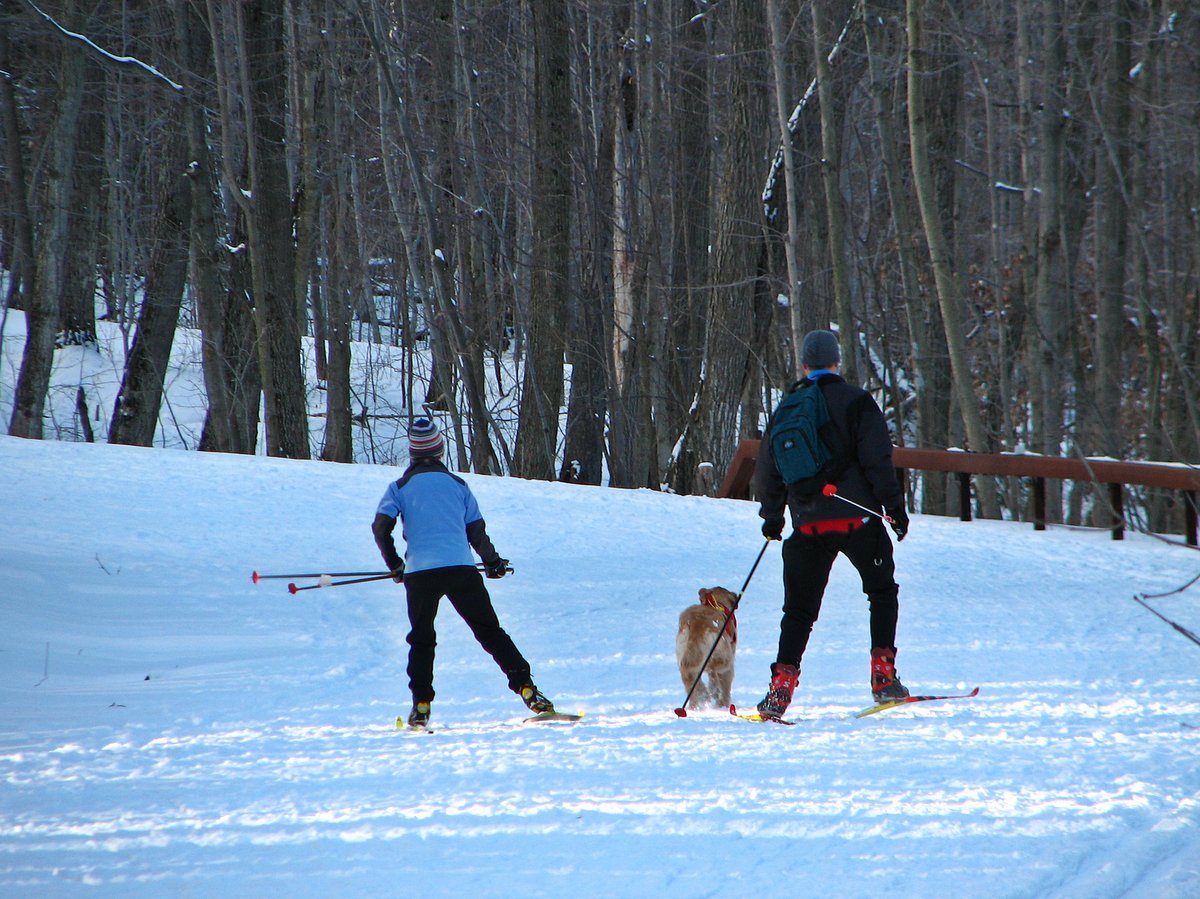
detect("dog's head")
[698,587,737,613]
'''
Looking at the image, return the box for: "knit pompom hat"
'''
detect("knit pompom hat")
[801,329,841,369]
[408,417,445,459]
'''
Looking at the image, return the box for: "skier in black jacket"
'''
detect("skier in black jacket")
[753,330,911,719]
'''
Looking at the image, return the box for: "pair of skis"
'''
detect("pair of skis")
[730,686,980,725]
[397,690,979,731]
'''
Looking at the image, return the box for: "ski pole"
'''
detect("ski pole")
[284,564,515,593]
[820,484,893,523]
[287,572,398,593]
[674,538,772,718]
[252,570,389,583]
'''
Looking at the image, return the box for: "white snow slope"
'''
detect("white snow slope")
[2,436,1200,898]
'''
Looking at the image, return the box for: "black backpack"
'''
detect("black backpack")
[767,379,848,493]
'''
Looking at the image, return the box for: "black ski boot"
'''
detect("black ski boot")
[407,701,432,728]
[519,684,554,714]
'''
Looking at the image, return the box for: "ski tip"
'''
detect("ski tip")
[523,711,584,724]
[730,705,796,725]
[968,686,981,697]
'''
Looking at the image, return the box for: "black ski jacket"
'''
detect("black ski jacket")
[754,373,903,530]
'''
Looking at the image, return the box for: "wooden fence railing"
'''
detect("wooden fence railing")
[716,440,1200,546]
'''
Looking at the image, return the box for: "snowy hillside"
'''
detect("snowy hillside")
[2,435,1200,897]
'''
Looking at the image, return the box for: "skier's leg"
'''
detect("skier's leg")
[443,567,534,691]
[842,520,900,649]
[403,572,444,702]
[777,533,837,667]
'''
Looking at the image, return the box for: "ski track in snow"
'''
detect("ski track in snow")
[2,437,1200,897]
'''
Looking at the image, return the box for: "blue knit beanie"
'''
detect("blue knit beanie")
[801,330,841,369]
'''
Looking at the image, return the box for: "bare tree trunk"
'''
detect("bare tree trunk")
[0,28,35,317]
[109,126,190,447]
[690,0,766,478]
[173,0,252,454]
[1031,0,1068,458]
[607,3,657,488]
[9,0,86,439]
[659,3,712,493]
[906,0,999,516]
[765,0,804,375]
[323,162,355,463]
[57,71,102,349]
[1093,0,1131,460]
[240,0,309,458]
[447,0,502,474]
[561,3,614,486]
[293,0,325,385]
[811,0,857,383]
[207,220,263,454]
[561,293,607,484]
[862,5,933,417]
[514,0,571,480]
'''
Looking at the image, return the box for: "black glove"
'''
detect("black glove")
[761,518,785,541]
[484,557,510,579]
[390,561,405,583]
[885,506,909,542]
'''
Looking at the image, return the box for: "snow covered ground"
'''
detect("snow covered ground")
[3,435,1200,897]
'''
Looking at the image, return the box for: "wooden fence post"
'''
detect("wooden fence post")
[1033,477,1046,531]
[1108,483,1124,540]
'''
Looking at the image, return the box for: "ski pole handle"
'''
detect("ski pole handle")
[475,563,515,575]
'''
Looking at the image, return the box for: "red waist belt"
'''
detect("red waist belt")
[797,516,868,536]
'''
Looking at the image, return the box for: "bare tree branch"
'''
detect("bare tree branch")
[21,0,184,91]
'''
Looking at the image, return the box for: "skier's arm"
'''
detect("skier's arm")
[854,396,903,512]
[371,513,404,572]
[753,425,788,526]
[466,518,500,565]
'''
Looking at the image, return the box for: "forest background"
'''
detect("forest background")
[1,0,1197,534]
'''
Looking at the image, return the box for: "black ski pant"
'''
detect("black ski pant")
[403,565,532,703]
[775,518,900,670]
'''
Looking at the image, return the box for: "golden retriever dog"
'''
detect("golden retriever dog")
[676,587,738,709]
